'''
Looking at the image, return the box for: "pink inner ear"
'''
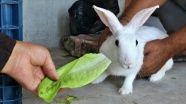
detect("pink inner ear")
[128,5,159,31]
[93,5,122,34]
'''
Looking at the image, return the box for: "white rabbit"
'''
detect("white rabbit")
[92,5,173,95]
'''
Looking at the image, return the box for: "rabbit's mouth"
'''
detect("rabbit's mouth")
[122,63,136,69]
[118,59,134,69]
[124,66,130,69]
[123,62,132,69]
[121,64,131,69]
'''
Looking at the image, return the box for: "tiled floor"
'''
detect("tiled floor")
[22,47,186,104]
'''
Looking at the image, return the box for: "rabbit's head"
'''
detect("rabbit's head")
[93,5,159,69]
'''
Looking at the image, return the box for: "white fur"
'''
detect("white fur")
[92,5,173,95]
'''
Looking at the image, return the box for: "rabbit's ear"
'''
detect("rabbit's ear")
[128,5,159,31]
[93,5,123,34]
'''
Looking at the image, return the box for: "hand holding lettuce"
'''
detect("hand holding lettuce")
[38,53,111,102]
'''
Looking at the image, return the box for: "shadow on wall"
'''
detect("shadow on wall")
[57,0,77,48]
[57,7,70,46]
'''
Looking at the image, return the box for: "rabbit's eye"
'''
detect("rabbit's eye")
[136,40,138,46]
[115,40,119,47]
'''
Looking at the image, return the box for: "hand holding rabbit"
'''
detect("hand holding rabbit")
[139,39,172,77]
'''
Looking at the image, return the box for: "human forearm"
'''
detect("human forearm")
[120,0,167,24]
[163,26,186,57]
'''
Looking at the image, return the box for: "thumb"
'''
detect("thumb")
[144,42,151,55]
[139,55,150,77]
[42,52,59,81]
[29,44,59,81]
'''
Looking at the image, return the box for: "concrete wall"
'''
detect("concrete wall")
[23,0,76,47]
[23,0,125,48]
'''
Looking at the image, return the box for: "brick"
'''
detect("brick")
[61,34,100,57]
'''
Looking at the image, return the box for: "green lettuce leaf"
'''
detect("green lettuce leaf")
[38,53,111,102]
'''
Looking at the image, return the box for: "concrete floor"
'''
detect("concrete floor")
[22,47,186,104]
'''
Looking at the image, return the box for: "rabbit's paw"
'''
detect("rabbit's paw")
[150,73,164,82]
[118,87,133,95]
